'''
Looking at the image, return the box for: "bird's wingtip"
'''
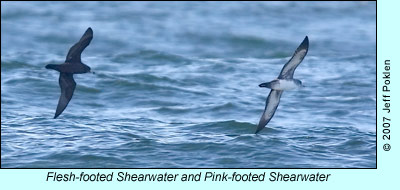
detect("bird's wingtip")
[255,125,264,134]
[86,27,93,34]
[300,36,309,48]
[304,36,309,43]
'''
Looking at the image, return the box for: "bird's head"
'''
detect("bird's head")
[83,64,91,73]
[294,79,305,87]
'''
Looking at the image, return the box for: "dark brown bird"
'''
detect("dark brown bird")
[46,27,93,119]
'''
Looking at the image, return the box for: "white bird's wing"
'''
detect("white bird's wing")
[256,90,283,133]
[278,36,309,79]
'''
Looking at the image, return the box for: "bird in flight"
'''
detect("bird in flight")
[256,36,309,134]
[45,27,93,119]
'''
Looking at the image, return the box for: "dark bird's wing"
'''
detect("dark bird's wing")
[278,36,309,79]
[255,90,283,133]
[65,27,93,63]
[54,73,76,119]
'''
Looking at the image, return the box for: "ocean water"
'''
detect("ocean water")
[1,2,376,168]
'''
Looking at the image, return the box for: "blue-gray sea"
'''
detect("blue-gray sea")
[1,2,376,168]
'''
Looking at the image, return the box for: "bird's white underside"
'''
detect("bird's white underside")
[270,79,300,90]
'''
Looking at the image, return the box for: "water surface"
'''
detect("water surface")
[1,1,376,168]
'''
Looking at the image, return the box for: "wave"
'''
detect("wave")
[111,49,192,65]
[185,120,258,134]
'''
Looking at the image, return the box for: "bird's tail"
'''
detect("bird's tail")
[45,64,61,72]
[259,82,271,88]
